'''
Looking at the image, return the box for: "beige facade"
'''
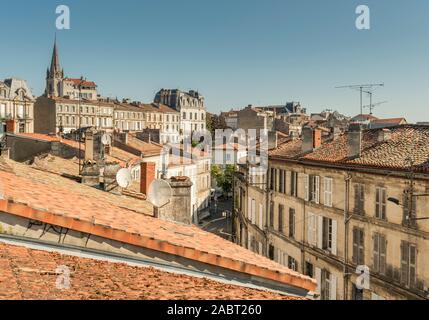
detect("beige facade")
[34,97,114,134]
[0,78,35,134]
[234,126,429,300]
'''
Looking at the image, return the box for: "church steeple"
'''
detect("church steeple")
[45,36,64,97]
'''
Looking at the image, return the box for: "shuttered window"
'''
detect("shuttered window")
[324,177,333,207]
[375,187,387,220]
[373,233,387,275]
[269,201,274,228]
[278,205,284,233]
[290,171,298,197]
[401,241,417,288]
[354,184,365,215]
[352,228,365,265]
[289,208,296,238]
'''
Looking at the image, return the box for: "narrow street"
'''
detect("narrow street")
[199,198,233,241]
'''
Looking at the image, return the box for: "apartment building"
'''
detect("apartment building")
[113,103,145,132]
[34,97,114,134]
[138,103,180,143]
[154,89,206,134]
[0,78,35,134]
[234,124,429,300]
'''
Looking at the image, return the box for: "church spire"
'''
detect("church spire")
[49,35,62,77]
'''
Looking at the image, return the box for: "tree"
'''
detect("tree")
[211,164,235,196]
[206,113,227,136]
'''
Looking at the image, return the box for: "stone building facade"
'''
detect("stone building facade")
[34,97,114,134]
[154,89,206,134]
[0,78,35,134]
[234,125,429,300]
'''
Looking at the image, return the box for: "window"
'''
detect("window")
[288,256,298,272]
[375,187,387,220]
[278,205,284,233]
[269,201,274,228]
[324,177,333,207]
[322,217,333,251]
[289,208,295,238]
[318,269,336,300]
[373,233,387,275]
[279,170,286,193]
[401,241,416,288]
[258,204,263,230]
[305,262,314,278]
[182,112,186,120]
[309,175,320,203]
[354,184,365,215]
[251,199,256,224]
[353,228,365,265]
[307,213,317,246]
[290,171,298,197]
[269,168,276,191]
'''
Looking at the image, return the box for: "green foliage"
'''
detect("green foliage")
[211,164,235,195]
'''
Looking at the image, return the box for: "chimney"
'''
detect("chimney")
[6,120,17,134]
[140,162,156,195]
[157,176,193,225]
[302,127,322,153]
[268,131,278,150]
[377,128,391,143]
[85,130,94,161]
[313,128,322,149]
[348,123,362,159]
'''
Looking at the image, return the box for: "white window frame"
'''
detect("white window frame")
[324,177,333,207]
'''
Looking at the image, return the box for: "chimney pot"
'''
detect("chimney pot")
[348,123,362,159]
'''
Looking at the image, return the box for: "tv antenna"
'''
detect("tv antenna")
[116,168,132,189]
[335,83,384,116]
[363,101,388,115]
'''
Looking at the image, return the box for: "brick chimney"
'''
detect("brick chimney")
[348,123,362,159]
[140,162,156,195]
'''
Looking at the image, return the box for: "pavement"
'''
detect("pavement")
[199,198,233,240]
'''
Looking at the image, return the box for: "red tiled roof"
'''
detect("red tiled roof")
[0,242,301,300]
[0,159,316,293]
[270,125,429,172]
[64,78,97,87]
[371,118,407,124]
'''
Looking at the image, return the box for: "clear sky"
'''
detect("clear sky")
[1,0,428,121]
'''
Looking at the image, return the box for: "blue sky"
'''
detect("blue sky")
[1,0,428,121]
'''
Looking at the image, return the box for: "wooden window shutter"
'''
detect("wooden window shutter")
[315,267,322,297]
[373,233,380,272]
[409,245,416,287]
[315,176,320,204]
[304,174,309,201]
[330,274,337,300]
[375,188,380,218]
[400,241,409,285]
[317,215,323,249]
[352,228,358,264]
[331,220,337,255]
[358,229,365,265]
[380,235,386,275]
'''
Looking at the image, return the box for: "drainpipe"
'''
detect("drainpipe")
[344,173,352,300]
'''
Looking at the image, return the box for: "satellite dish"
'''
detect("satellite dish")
[116,168,132,188]
[147,179,172,208]
[101,134,111,145]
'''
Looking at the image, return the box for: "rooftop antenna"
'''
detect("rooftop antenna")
[363,101,388,115]
[335,83,384,115]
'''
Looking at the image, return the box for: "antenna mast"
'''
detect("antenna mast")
[335,83,384,115]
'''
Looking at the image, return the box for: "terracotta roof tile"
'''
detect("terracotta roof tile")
[0,242,301,300]
[0,159,316,293]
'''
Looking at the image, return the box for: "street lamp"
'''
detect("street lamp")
[388,196,429,221]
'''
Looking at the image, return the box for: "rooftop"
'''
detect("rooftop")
[0,242,300,300]
[270,125,429,172]
[0,158,316,293]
